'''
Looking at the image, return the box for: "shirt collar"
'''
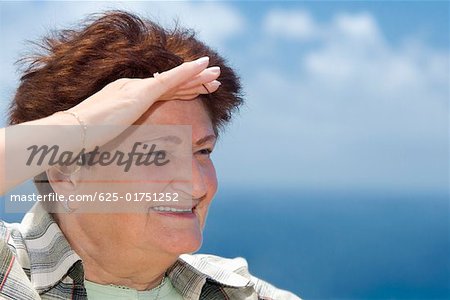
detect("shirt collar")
[168,254,252,299]
[20,203,251,296]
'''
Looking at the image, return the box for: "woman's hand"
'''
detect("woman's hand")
[71,56,218,122]
[65,57,218,144]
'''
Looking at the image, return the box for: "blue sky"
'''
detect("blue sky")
[0,1,448,192]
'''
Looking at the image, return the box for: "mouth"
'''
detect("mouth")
[150,202,198,218]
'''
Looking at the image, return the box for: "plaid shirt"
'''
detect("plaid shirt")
[0,203,301,300]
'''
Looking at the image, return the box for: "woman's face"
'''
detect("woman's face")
[73,98,218,257]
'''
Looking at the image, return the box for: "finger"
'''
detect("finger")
[142,57,210,97]
[159,92,201,101]
[174,80,221,97]
[169,94,200,101]
[178,66,221,90]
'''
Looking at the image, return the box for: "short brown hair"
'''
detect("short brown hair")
[8,10,243,196]
[9,10,243,132]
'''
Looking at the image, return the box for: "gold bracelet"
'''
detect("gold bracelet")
[57,110,87,151]
[53,110,86,178]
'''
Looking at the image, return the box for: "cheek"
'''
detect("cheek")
[204,159,218,197]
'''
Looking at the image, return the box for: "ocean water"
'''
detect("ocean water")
[200,188,450,299]
[1,187,449,299]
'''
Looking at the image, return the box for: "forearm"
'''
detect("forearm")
[0,113,82,195]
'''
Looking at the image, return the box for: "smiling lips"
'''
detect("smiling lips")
[150,200,199,215]
[152,206,193,213]
[150,206,197,219]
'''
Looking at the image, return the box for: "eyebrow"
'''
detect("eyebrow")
[142,135,182,145]
[195,134,217,146]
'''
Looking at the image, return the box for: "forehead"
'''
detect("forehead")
[135,98,215,139]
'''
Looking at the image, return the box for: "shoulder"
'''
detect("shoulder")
[180,253,302,300]
[0,220,39,299]
[0,220,29,268]
[0,219,28,267]
[0,220,22,257]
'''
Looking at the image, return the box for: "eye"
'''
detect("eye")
[197,148,213,156]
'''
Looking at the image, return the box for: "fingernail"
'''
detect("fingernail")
[195,56,209,66]
[210,80,221,88]
[208,66,221,74]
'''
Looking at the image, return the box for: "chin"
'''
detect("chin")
[162,228,203,255]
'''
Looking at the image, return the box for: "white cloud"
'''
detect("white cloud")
[146,2,246,48]
[263,9,318,40]
[333,12,381,41]
[216,10,449,191]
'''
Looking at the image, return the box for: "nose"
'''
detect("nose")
[191,158,207,200]
[170,158,207,201]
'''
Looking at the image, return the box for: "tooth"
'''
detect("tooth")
[152,206,192,213]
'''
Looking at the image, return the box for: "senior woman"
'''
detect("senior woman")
[0,11,300,300]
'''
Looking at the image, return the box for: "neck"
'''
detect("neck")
[54,213,177,291]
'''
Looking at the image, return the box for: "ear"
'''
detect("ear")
[46,166,82,212]
[47,166,81,192]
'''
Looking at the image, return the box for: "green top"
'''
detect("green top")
[84,276,184,300]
